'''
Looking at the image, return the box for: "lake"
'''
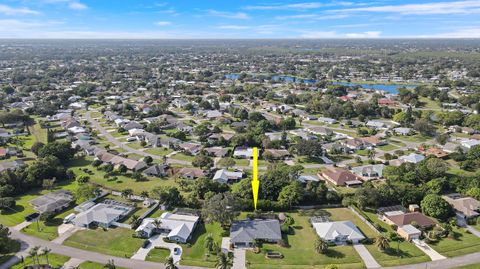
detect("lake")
[332,82,417,94]
[225,73,417,94]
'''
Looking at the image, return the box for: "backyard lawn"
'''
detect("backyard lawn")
[429,227,480,257]
[146,247,171,262]
[181,222,224,268]
[144,147,174,156]
[67,158,176,194]
[63,227,144,258]
[246,211,365,269]
[11,253,70,269]
[170,153,195,162]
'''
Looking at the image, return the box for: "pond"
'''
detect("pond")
[332,82,417,94]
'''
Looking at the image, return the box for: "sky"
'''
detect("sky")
[0,0,480,38]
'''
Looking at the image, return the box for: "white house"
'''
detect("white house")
[213,169,243,184]
[399,153,425,164]
[233,147,255,159]
[312,220,365,244]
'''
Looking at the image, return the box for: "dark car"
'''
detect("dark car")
[174,247,181,255]
[25,212,39,222]
[142,240,151,248]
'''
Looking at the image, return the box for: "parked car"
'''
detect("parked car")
[174,247,181,255]
[25,212,39,221]
[142,240,151,248]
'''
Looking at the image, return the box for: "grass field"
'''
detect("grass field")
[181,222,224,268]
[11,253,70,269]
[378,144,399,152]
[144,147,174,156]
[429,227,480,257]
[0,180,78,227]
[146,247,171,262]
[64,227,144,258]
[78,261,127,269]
[246,211,364,269]
[170,153,195,162]
[66,157,176,194]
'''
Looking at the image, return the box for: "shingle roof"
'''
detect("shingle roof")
[230,219,282,244]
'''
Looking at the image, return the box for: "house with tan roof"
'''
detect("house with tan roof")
[442,193,480,220]
[318,167,362,187]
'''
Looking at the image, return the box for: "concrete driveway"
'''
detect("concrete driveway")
[353,244,380,268]
[232,248,246,269]
[412,239,446,261]
[131,235,182,264]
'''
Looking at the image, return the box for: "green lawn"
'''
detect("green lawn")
[146,247,171,262]
[181,222,224,268]
[353,208,429,266]
[67,157,176,194]
[378,144,399,152]
[234,158,250,166]
[393,134,431,143]
[78,261,127,269]
[429,227,480,257]
[11,253,70,269]
[144,147,174,156]
[63,227,144,258]
[170,153,195,162]
[0,180,78,227]
[246,212,364,269]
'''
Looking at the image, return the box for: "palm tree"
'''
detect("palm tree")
[130,215,139,225]
[375,235,390,252]
[27,249,37,267]
[204,233,214,252]
[164,256,177,269]
[367,149,376,161]
[140,191,149,199]
[215,252,233,269]
[153,219,162,234]
[104,259,116,269]
[31,246,41,266]
[314,237,329,254]
[41,247,51,265]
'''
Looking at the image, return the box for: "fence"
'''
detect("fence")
[349,206,381,234]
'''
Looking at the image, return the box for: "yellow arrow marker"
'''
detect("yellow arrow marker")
[251,147,259,210]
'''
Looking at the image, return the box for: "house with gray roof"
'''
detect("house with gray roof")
[351,164,385,180]
[312,220,365,244]
[73,201,133,229]
[230,219,282,248]
[29,190,74,214]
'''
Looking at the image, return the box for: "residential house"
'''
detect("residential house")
[319,168,363,187]
[179,142,202,156]
[351,164,385,180]
[213,169,244,184]
[366,120,387,129]
[204,147,229,157]
[318,117,337,124]
[136,212,199,242]
[311,220,365,244]
[230,219,282,248]
[397,224,422,241]
[399,153,425,164]
[233,147,255,159]
[177,167,205,180]
[442,193,480,220]
[263,149,291,160]
[424,147,449,159]
[29,190,74,214]
[122,121,143,131]
[307,126,333,136]
[143,164,170,177]
[95,151,147,171]
[74,201,133,229]
[393,127,413,136]
[382,211,435,229]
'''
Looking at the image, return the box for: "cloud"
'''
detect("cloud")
[42,0,88,10]
[156,21,171,26]
[0,4,40,15]
[300,30,382,38]
[335,1,480,15]
[245,1,353,10]
[206,9,250,19]
[345,31,381,38]
[216,25,250,30]
[68,2,88,10]
[275,14,349,20]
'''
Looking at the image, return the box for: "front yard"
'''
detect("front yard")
[429,227,480,257]
[181,222,224,268]
[146,247,171,262]
[11,253,70,269]
[246,211,365,269]
[63,227,144,258]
